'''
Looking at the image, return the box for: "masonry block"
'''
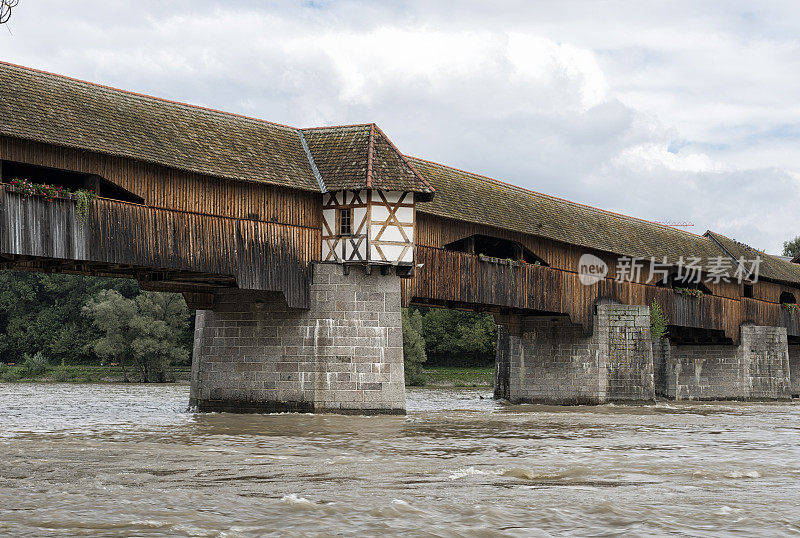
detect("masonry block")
[190,264,405,414]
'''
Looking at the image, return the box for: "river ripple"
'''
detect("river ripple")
[1,383,800,536]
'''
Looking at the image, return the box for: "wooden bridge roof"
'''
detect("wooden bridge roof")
[0,62,320,191]
[0,62,432,195]
[705,231,800,286]
[1,61,795,284]
[408,156,744,274]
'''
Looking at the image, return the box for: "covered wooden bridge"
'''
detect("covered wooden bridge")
[1,61,798,412]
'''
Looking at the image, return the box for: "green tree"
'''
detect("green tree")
[784,236,800,258]
[0,272,139,364]
[402,308,427,386]
[83,290,190,382]
[414,307,497,366]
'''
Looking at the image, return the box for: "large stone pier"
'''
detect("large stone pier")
[495,304,656,404]
[190,264,406,414]
[653,325,792,400]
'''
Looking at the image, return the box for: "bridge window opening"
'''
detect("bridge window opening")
[671,273,712,295]
[667,326,733,345]
[780,291,797,305]
[444,234,548,266]
[743,284,753,298]
[1,160,144,204]
[338,208,353,236]
[404,304,499,393]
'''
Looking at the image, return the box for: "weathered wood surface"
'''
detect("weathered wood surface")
[0,186,315,308]
[0,136,320,227]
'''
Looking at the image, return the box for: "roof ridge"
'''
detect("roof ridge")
[297,130,326,193]
[373,125,435,193]
[707,229,791,264]
[301,123,373,131]
[366,124,375,189]
[0,60,299,132]
[706,230,765,255]
[704,231,753,277]
[407,154,704,240]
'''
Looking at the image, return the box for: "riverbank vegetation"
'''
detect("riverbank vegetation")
[0,272,496,386]
[421,366,494,387]
[401,306,497,386]
[0,272,192,382]
[0,361,192,383]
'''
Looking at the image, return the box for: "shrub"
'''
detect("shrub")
[0,364,22,382]
[650,301,668,341]
[21,351,50,377]
[52,365,75,382]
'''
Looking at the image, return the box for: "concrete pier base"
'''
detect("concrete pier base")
[189,264,406,415]
[653,325,791,400]
[495,304,655,404]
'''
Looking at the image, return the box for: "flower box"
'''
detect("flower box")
[478,254,525,267]
[674,287,704,299]
[782,302,800,316]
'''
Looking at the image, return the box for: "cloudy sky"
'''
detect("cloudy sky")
[2,1,798,254]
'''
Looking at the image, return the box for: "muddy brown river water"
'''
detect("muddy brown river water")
[1,383,800,536]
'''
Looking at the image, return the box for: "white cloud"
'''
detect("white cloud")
[1,0,799,253]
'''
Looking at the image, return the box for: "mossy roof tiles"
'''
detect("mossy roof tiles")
[0,62,319,190]
[705,231,800,285]
[408,156,743,273]
[301,124,433,194]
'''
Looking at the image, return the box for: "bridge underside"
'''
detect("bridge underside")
[0,253,236,309]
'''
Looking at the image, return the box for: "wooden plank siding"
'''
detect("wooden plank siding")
[0,137,321,308]
[0,187,316,308]
[405,214,800,342]
[0,136,320,227]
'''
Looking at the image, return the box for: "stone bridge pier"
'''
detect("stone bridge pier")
[653,325,792,400]
[494,304,656,404]
[190,264,406,414]
[792,344,800,397]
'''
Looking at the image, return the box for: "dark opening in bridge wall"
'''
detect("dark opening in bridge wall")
[1,160,144,205]
[444,234,548,265]
[667,325,734,345]
[780,291,797,304]
[671,272,713,295]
